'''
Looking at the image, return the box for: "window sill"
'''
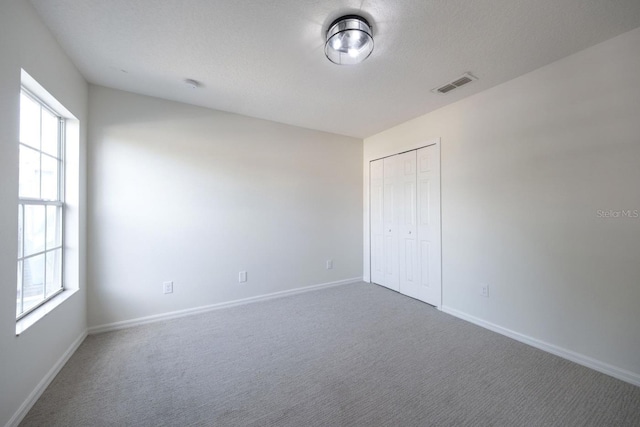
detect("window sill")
[16,288,79,336]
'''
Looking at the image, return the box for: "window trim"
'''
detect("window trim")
[17,87,66,321]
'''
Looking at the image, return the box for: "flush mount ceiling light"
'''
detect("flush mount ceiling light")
[325,15,374,65]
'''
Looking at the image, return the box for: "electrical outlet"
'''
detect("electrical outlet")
[326,259,333,270]
[480,284,489,298]
[239,271,247,283]
[163,281,173,294]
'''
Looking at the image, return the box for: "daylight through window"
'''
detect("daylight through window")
[17,89,65,319]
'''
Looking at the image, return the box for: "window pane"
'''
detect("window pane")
[46,205,62,249]
[18,205,23,257]
[20,93,41,149]
[17,261,23,316]
[17,88,66,319]
[24,205,45,256]
[41,155,59,200]
[19,145,41,198]
[45,249,62,297]
[41,109,59,157]
[23,254,45,313]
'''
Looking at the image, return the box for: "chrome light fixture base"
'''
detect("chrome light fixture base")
[325,15,374,65]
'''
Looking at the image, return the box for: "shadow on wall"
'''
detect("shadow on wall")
[86,86,363,326]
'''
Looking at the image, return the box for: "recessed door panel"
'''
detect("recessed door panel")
[404,181,416,225]
[420,241,430,288]
[404,238,415,282]
[419,178,430,227]
[372,235,383,275]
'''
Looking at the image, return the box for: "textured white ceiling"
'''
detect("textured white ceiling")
[30,0,640,138]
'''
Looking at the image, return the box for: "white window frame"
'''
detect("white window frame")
[17,88,66,320]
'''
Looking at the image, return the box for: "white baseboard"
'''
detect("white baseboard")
[88,277,362,335]
[441,305,640,387]
[6,330,87,427]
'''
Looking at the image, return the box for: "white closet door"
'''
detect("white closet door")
[417,145,442,306]
[382,155,400,291]
[370,159,385,286]
[397,151,419,299]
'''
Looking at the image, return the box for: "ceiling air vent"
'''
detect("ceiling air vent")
[432,73,477,95]
[437,84,457,94]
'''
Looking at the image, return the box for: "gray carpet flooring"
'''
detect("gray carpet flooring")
[21,282,640,426]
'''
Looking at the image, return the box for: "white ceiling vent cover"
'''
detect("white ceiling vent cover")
[432,73,477,95]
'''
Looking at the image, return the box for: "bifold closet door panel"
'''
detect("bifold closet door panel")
[370,144,441,306]
[397,151,420,300]
[382,155,400,291]
[417,145,442,306]
[370,159,385,286]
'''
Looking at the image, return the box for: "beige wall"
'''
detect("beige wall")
[87,86,363,327]
[364,27,640,380]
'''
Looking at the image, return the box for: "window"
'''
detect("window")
[17,89,65,319]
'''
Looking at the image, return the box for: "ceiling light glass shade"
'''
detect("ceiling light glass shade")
[325,15,374,65]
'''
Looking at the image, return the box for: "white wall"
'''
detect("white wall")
[0,1,88,426]
[87,86,363,327]
[364,27,640,380]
